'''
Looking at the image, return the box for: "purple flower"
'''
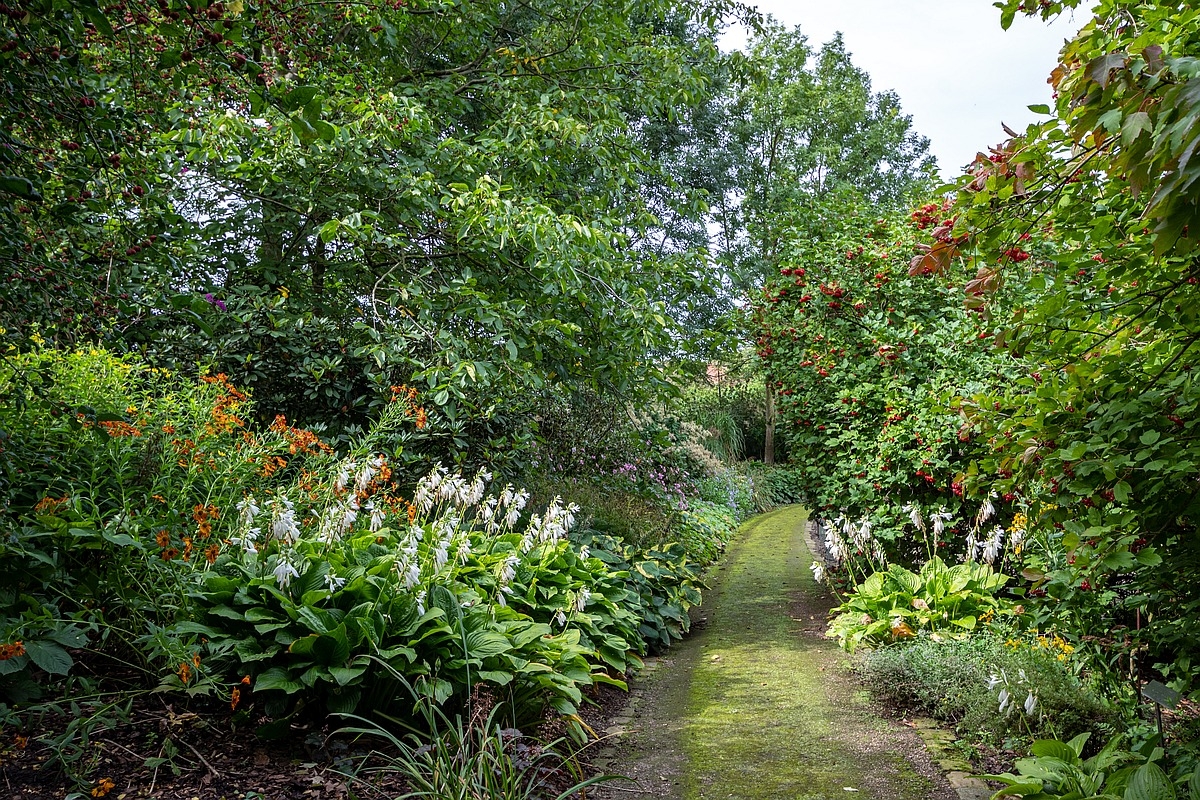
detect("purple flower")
[204,293,227,312]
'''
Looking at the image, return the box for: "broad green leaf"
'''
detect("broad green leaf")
[24,640,73,676]
[1125,763,1177,800]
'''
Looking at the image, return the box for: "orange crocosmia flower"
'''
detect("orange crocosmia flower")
[230,687,241,710]
[178,662,191,684]
[241,674,251,685]
[193,653,202,668]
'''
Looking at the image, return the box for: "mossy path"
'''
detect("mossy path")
[594,505,957,800]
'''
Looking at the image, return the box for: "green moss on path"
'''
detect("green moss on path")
[595,506,956,800]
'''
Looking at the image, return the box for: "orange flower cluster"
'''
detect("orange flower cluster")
[98,419,142,437]
[202,373,247,436]
[33,495,69,514]
[390,384,428,429]
[258,455,288,478]
[384,494,418,524]
[192,504,220,538]
[171,437,215,470]
[178,661,192,684]
[230,687,241,710]
[270,415,333,455]
[0,641,25,660]
[155,528,180,560]
[90,777,116,798]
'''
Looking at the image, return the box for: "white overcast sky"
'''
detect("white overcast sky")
[720,1,1091,179]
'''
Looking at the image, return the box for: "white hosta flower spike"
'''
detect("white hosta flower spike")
[810,560,825,583]
[273,557,299,588]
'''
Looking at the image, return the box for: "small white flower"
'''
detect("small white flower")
[998,688,1011,714]
[500,554,519,584]
[355,463,376,494]
[237,496,260,526]
[552,609,567,627]
[932,509,953,538]
[579,545,590,560]
[324,572,346,592]
[904,503,925,532]
[339,502,358,534]
[335,460,354,493]
[986,673,1002,691]
[368,501,385,532]
[978,495,997,526]
[456,538,471,564]
[232,527,260,556]
[1024,692,1037,715]
[405,559,421,588]
[273,558,300,588]
[415,589,427,615]
[575,588,591,612]
[810,561,825,583]
[981,526,1005,565]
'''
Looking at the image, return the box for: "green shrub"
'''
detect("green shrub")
[675,500,737,565]
[857,632,1111,746]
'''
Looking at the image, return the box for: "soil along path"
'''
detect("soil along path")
[594,505,957,800]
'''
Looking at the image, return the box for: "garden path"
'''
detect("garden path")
[591,505,959,800]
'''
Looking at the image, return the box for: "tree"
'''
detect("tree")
[713,22,935,461]
[1,0,745,464]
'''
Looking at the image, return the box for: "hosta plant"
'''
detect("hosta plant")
[979,732,1200,800]
[828,557,1018,652]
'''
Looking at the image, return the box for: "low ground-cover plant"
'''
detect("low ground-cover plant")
[979,732,1200,800]
[858,632,1110,746]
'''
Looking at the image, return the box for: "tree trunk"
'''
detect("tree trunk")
[764,382,776,465]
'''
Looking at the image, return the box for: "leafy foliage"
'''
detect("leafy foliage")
[0,0,744,459]
[828,558,1016,652]
[979,732,1200,800]
[0,347,739,742]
